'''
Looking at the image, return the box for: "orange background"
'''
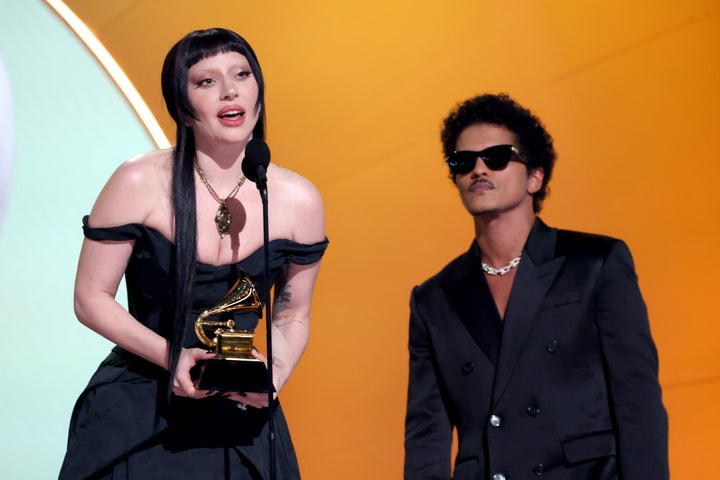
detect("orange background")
[57,1,720,477]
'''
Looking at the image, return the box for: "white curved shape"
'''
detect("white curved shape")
[45,0,170,148]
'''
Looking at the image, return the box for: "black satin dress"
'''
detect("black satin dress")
[59,217,328,479]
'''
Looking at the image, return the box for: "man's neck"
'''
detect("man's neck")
[473,210,536,266]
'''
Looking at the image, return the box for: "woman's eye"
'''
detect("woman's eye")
[237,70,251,79]
[195,78,214,87]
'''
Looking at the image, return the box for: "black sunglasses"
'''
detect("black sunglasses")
[446,144,525,175]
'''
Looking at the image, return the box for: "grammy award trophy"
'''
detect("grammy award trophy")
[194,271,272,392]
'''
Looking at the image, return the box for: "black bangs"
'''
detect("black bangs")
[184,30,251,69]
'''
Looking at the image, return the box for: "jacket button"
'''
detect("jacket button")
[533,464,545,476]
[461,361,474,374]
[546,340,558,353]
[492,473,506,480]
[527,405,541,417]
[489,414,502,427]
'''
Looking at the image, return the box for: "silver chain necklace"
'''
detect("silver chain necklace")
[482,254,521,276]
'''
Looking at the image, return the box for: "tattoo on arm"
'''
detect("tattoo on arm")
[272,283,306,326]
[273,318,305,327]
[273,283,292,314]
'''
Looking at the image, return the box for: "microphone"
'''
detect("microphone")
[241,137,276,479]
[242,138,271,188]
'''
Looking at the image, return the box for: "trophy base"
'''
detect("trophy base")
[196,358,274,393]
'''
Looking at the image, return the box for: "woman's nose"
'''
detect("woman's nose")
[221,83,237,100]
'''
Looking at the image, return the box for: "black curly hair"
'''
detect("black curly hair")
[441,93,556,213]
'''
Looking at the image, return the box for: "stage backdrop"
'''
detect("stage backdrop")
[0,0,718,477]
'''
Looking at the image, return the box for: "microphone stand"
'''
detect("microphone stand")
[255,167,276,480]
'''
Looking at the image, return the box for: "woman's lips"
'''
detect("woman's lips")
[217,106,246,126]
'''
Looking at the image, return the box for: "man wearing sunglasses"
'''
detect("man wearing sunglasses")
[404,93,668,480]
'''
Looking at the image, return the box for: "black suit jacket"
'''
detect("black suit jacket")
[404,218,668,480]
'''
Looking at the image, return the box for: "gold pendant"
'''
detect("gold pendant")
[214,202,232,238]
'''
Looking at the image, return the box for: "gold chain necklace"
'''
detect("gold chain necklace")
[193,158,246,238]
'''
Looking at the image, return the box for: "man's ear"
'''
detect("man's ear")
[528,167,544,194]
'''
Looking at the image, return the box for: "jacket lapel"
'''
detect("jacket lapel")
[441,242,503,364]
[491,218,566,405]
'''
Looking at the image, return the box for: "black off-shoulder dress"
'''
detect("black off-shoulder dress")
[59,217,328,479]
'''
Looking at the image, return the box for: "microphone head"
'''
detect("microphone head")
[242,138,271,182]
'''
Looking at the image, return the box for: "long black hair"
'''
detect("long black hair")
[160,28,266,399]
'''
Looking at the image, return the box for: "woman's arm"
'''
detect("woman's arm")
[74,153,213,396]
[75,236,171,369]
[268,259,321,392]
[228,169,326,408]
[270,173,326,392]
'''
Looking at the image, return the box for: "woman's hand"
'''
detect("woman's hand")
[223,349,277,409]
[172,347,216,399]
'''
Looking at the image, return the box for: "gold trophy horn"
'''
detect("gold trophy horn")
[193,271,271,392]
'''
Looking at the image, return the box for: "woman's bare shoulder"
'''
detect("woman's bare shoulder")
[268,164,325,243]
[88,149,174,227]
[118,148,173,179]
[269,164,322,202]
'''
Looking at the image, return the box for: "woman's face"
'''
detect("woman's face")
[186,50,260,148]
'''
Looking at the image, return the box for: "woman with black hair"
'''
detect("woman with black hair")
[60,28,327,479]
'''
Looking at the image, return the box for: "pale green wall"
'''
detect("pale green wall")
[0,1,155,477]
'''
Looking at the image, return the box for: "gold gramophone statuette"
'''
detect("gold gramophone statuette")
[194,271,271,392]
